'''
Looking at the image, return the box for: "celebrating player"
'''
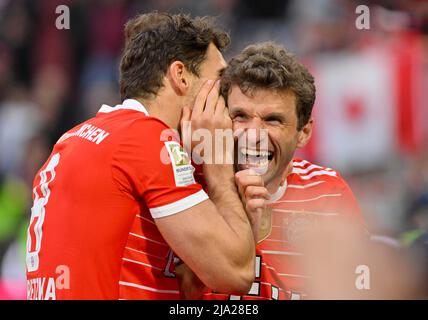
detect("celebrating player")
[178,42,365,300]
[25,12,267,300]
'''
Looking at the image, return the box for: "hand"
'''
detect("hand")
[175,263,208,300]
[180,80,233,165]
[235,169,269,242]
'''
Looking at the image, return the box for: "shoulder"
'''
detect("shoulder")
[126,114,172,135]
[283,159,364,222]
[96,107,171,133]
[288,158,350,191]
[111,113,179,148]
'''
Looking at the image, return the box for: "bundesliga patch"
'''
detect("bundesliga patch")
[164,141,196,186]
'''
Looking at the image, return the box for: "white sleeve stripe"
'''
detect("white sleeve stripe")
[118,281,179,294]
[149,189,209,219]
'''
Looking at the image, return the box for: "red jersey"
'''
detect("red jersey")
[203,159,363,300]
[26,99,208,300]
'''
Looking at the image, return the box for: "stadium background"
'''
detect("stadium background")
[0,0,427,299]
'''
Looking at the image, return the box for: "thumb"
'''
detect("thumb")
[252,207,263,243]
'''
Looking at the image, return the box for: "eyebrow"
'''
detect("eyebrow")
[228,107,248,115]
[229,107,287,123]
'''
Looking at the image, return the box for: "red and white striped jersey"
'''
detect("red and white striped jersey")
[203,158,363,300]
[26,99,207,300]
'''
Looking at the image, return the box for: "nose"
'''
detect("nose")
[237,118,269,149]
[239,117,264,131]
[246,117,266,136]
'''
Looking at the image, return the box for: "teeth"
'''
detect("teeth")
[248,160,269,167]
[240,148,272,157]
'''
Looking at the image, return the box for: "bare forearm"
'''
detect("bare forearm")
[204,164,254,241]
[157,198,255,293]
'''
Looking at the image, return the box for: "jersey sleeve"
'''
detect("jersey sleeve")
[111,117,208,219]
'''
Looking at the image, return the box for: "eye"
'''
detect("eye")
[265,117,283,125]
[232,113,248,121]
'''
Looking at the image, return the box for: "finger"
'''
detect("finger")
[236,173,264,189]
[245,186,270,200]
[234,172,245,199]
[223,106,229,119]
[181,105,191,126]
[214,94,226,118]
[246,198,266,213]
[203,80,220,115]
[192,80,216,118]
[180,106,192,153]
[235,168,259,180]
[235,170,263,197]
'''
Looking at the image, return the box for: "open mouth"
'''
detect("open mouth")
[239,148,274,168]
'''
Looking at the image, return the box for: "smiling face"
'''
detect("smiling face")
[228,85,312,190]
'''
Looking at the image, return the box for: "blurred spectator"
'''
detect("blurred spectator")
[0,87,41,175]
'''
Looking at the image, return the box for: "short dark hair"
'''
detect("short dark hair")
[221,42,316,130]
[119,12,230,100]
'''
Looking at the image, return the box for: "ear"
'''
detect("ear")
[167,61,191,96]
[296,118,313,148]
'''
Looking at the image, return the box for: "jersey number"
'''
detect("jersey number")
[26,153,60,272]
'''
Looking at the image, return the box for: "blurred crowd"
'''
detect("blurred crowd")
[0,0,427,299]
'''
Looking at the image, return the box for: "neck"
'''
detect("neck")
[265,161,293,195]
[136,93,181,129]
[266,176,283,194]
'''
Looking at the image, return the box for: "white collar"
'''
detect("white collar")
[98,99,149,116]
[266,180,287,204]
